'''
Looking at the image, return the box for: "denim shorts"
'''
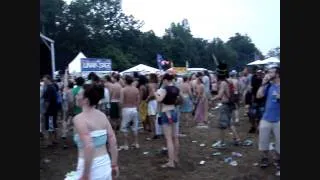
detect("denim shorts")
[158,110,178,125]
[219,103,232,129]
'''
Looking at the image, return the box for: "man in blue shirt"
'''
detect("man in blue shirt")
[256,66,280,176]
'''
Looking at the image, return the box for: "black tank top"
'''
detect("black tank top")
[162,86,180,105]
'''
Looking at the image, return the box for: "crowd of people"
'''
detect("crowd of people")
[40,63,280,179]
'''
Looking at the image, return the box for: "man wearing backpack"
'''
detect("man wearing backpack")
[212,64,241,148]
[256,66,280,176]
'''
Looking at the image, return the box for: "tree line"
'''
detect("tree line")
[40,0,279,72]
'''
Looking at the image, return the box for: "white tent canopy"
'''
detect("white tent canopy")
[247,60,265,65]
[120,64,159,75]
[260,57,280,64]
[68,52,87,74]
[247,57,280,66]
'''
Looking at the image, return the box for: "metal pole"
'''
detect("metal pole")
[50,42,56,78]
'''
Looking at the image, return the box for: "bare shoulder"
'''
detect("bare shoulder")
[220,81,228,89]
[94,109,108,119]
[73,113,83,123]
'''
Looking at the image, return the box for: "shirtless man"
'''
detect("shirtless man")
[229,70,240,123]
[109,74,122,131]
[212,68,241,148]
[119,75,140,150]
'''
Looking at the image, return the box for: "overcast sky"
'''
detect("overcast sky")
[65,0,280,54]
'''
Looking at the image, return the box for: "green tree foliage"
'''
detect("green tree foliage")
[267,47,280,58]
[40,0,265,71]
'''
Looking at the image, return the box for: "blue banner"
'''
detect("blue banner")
[81,58,112,72]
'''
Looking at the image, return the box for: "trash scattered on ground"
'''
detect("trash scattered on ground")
[242,139,253,146]
[64,171,76,180]
[200,143,206,147]
[196,125,209,129]
[212,141,221,148]
[229,132,233,135]
[192,140,197,143]
[231,152,243,157]
[224,157,238,166]
[143,152,149,155]
[199,160,206,165]
[275,170,280,176]
[43,159,51,163]
[214,103,222,109]
[212,152,222,156]
[253,163,259,166]
[212,141,226,149]
[269,142,275,151]
[160,147,168,155]
[224,157,233,163]
[230,160,238,166]
[178,134,187,137]
[146,137,151,141]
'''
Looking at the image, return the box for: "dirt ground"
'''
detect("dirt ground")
[40,107,280,180]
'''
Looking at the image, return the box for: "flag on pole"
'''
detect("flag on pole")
[254,52,260,60]
[156,54,164,70]
[211,53,219,66]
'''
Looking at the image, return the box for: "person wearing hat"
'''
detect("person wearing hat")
[212,63,241,148]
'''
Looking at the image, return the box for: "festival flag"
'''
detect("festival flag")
[254,52,260,60]
[156,53,164,70]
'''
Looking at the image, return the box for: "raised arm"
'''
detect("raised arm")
[257,75,270,99]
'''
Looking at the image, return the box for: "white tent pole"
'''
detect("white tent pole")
[51,42,56,78]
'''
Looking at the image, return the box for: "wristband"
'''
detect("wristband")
[111,164,118,168]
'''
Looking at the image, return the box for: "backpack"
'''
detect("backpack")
[225,80,238,104]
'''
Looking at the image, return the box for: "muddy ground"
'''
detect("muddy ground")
[40,107,280,180]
